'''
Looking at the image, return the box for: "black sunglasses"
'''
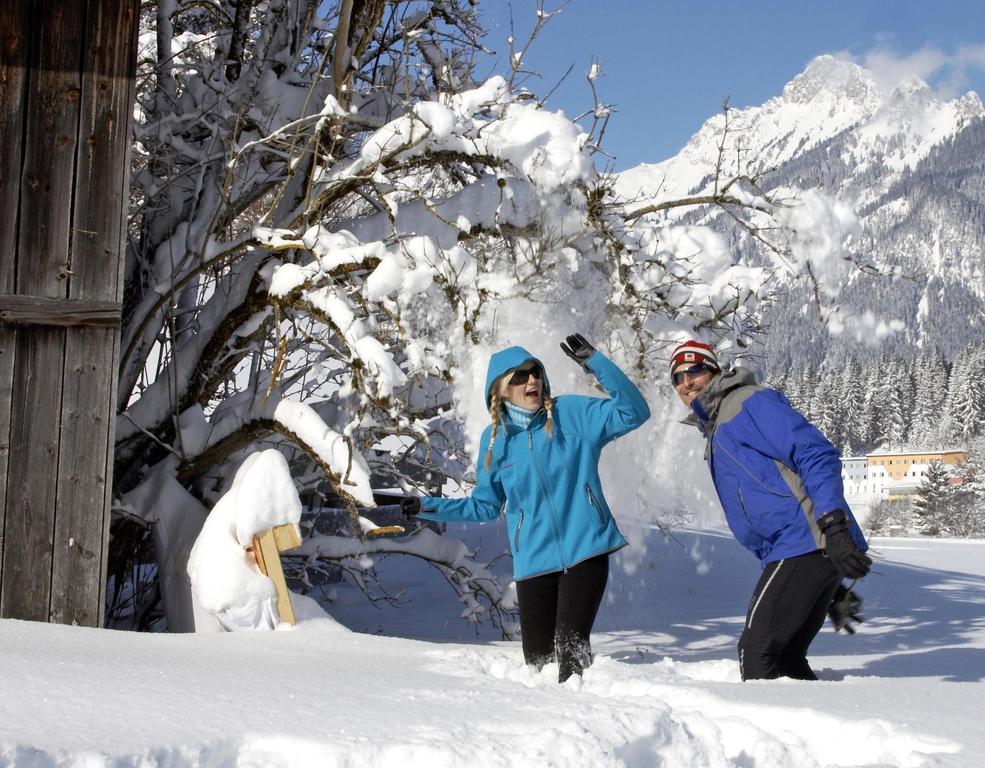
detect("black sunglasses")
[508,364,543,385]
[672,362,715,387]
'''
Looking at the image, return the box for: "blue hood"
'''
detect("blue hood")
[484,346,551,408]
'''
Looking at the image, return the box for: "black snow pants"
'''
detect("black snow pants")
[515,552,609,683]
[738,550,841,681]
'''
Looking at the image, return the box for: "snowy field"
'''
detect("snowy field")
[1,527,983,768]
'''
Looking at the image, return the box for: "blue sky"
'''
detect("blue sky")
[477,1,985,170]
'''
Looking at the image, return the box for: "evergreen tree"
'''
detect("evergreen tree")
[912,460,955,536]
[857,364,882,453]
[910,349,949,448]
[781,367,804,413]
[769,369,789,395]
[837,356,863,454]
[879,358,914,449]
[814,367,842,447]
[944,350,977,443]
[799,367,818,424]
[950,439,985,538]
[959,343,985,439]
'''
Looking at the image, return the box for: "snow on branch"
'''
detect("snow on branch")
[300,525,518,637]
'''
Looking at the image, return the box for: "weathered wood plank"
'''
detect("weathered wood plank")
[70,0,137,304]
[16,0,84,299]
[0,327,14,597]
[0,0,30,607]
[98,327,121,618]
[50,327,116,625]
[0,0,30,263]
[53,0,139,627]
[0,295,122,327]
[0,328,65,621]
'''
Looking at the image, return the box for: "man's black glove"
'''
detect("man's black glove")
[818,509,872,579]
[828,583,864,634]
[559,333,595,368]
[401,497,423,517]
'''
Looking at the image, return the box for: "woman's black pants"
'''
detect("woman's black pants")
[738,550,841,680]
[515,553,609,682]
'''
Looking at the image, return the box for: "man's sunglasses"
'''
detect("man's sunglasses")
[672,362,715,387]
[508,365,543,385]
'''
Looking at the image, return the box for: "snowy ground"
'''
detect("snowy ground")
[1,527,983,767]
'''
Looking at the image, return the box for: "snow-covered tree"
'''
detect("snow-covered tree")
[909,350,949,448]
[856,362,882,452]
[111,1,889,629]
[864,498,916,537]
[878,358,914,449]
[836,357,863,453]
[948,439,985,538]
[812,366,840,446]
[943,344,985,441]
[912,460,955,536]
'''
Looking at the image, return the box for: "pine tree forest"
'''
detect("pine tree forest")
[768,342,985,456]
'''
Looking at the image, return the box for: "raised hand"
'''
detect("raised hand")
[559,333,595,368]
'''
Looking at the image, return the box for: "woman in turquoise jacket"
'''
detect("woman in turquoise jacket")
[401,334,650,682]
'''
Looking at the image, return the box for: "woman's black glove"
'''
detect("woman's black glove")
[401,497,423,517]
[818,510,872,579]
[828,583,864,633]
[559,333,595,368]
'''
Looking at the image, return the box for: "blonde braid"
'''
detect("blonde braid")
[544,395,555,438]
[485,390,504,469]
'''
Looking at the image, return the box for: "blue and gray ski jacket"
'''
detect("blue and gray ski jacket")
[419,346,651,580]
[689,367,868,566]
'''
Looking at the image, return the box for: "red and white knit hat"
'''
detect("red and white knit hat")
[669,340,720,377]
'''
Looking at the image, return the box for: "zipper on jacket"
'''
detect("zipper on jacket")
[514,509,524,552]
[528,429,568,570]
[585,483,606,526]
[737,487,754,525]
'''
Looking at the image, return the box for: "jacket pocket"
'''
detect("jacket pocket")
[585,484,606,527]
[513,508,525,552]
[737,487,754,526]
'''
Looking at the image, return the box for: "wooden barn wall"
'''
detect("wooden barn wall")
[0,0,138,626]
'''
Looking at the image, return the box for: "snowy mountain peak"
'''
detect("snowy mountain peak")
[888,76,934,101]
[956,90,985,116]
[616,55,984,205]
[781,55,882,108]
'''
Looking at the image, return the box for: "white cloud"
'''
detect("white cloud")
[848,40,985,98]
[862,46,948,89]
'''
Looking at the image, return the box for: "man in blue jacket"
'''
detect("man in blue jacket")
[671,340,871,680]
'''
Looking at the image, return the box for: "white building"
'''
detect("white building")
[840,456,869,497]
[841,450,967,500]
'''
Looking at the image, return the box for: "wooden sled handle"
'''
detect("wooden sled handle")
[366,524,406,538]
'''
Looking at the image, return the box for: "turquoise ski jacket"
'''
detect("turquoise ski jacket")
[419,346,651,580]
